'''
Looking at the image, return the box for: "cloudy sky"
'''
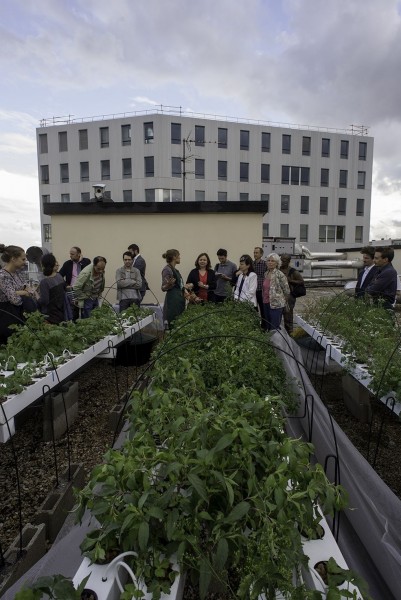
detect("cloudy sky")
[1,0,401,248]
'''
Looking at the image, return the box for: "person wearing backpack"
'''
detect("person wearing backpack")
[280,254,306,334]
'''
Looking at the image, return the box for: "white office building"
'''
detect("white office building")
[36,108,373,251]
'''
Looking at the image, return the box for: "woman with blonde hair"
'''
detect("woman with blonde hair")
[263,253,290,331]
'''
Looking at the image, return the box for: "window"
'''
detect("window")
[80,161,89,182]
[144,156,154,177]
[355,226,363,243]
[104,191,111,200]
[321,138,330,157]
[320,168,329,187]
[302,136,311,156]
[79,129,88,150]
[218,191,227,201]
[121,124,131,146]
[356,198,365,216]
[58,131,68,152]
[338,197,347,216]
[195,190,205,201]
[261,163,270,183]
[43,224,52,243]
[300,196,309,214]
[262,223,269,237]
[218,127,227,148]
[61,193,70,203]
[282,134,291,154]
[123,190,133,202]
[172,157,182,178]
[144,122,154,143]
[261,193,269,211]
[359,142,367,161]
[291,166,300,186]
[99,127,109,148]
[122,158,132,178]
[163,189,183,202]
[301,167,310,186]
[240,130,249,150]
[60,163,69,183]
[40,165,49,184]
[240,162,249,182]
[319,225,345,242]
[281,165,290,184]
[300,224,308,242]
[340,140,349,159]
[39,134,48,154]
[261,132,271,152]
[218,160,227,180]
[171,123,181,144]
[81,192,90,202]
[145,189,155,202]
[101,159,110,180]
[358,171,366,189]
[41,194,50,204]
[195,158,205,179]
[195,125,205,146]
[320,196,328,215]
[281,195,290,213]
[240,193,249,201]
[339,170,348,188]
[280,224,289,237]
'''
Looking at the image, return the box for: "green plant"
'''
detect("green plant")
[14,574,90,600]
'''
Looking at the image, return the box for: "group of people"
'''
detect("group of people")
[160,247,305,331]
[355,245,399,309]
[0,243,147,344]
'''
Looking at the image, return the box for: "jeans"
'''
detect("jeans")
[263,303,284,331]
[119,298,140,312]
[81,298,99,319]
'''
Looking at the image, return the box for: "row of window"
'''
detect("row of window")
[38,126,368,160]
[40,159,366,189]
[42,190,365,217]
[262,223,364,244]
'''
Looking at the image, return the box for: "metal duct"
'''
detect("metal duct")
[310,260,363,269]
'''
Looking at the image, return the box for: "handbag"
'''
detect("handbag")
[289,268,306,298]
[21,295,38,313]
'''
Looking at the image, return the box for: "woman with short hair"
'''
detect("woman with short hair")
[186,253,216,303]
[38,254,68,324]
[263,253,290,331]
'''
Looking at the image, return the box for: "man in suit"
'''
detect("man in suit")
[366,246,398,310]
[355,246,377,299]
[59,246,91,320]
[127,243,147,303]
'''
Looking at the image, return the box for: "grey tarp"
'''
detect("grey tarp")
[272,329,401,600]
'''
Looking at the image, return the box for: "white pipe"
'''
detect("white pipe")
[309,260,362,269]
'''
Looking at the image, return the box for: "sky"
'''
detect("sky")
[1,0,401,248]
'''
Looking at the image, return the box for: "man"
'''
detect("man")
[73,256,107,318]
[116,252,142,312]
[214,249,237,302]
[253,247,267,328]
[280,254,305,334]
[366,246,398,310]
[355,246,378,299]
[59,246,91,320]
[127,243,147,303]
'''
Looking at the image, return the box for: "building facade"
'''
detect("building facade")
[36,109,373,251]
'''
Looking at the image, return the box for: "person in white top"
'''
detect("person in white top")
[233,255,258,306]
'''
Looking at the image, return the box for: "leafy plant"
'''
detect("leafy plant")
[14,574,91,600]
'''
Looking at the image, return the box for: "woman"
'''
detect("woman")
[263,253,290,331]
[161,249,188,328]
[0,244,33,344]
[233,255,257,306]
[186,253,216,303]
[38,254,68,324]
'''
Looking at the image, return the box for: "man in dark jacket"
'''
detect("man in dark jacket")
[355,246,378,299]
[59,247,90,320]
[366,246,398,310]
[127,244,147,303]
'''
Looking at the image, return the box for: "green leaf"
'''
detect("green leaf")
[188,473,208,502]
[214,537,228,570]
[213,433,234,453]
[138,491,150,509]
[225,501,250,523]
[138,521,149,551]
[147,506,164,519]
[199,556,212,600]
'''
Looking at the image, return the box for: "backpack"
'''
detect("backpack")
[289,268,306,298]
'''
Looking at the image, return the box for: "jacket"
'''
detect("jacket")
[73,263,105,307]
[59,258,91,286]
[186,268,216,301]
[366,263,398,305]
[132,254,147,293]
[115,266,142,302]
[233,272,257,306]
[355,265,378,298]
[263,268,290,309]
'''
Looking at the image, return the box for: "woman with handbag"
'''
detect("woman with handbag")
[186,253,216,304]
[0,244,35,344]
